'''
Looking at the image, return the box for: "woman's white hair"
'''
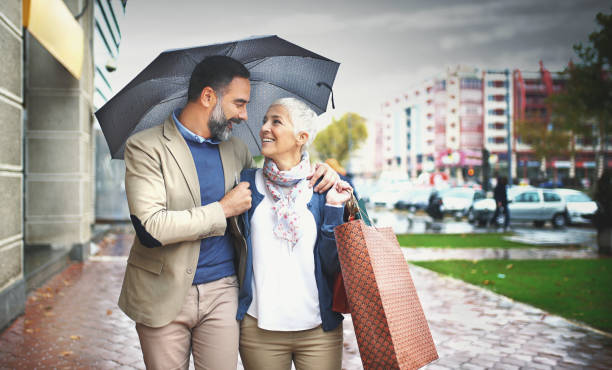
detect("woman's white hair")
[270,97,318,152]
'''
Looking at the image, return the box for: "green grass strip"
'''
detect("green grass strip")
[412,259,612,333]
[397,233,532,248]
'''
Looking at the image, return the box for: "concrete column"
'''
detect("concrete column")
[24,0,94,257]
[0,0,25,331]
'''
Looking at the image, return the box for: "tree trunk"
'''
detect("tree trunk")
[598,228,612,255]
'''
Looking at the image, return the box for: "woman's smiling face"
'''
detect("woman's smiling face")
[260,105,307,164]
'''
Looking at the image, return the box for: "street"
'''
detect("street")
[367,208,598,248]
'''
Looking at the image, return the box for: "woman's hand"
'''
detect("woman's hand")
[326,180,353,206]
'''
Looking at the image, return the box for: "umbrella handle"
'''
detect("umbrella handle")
[316,82,335,109]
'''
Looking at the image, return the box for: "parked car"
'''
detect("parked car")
[472,187,567,228]
[370,183,408,209]
[394,187,432,211]
[441,187,485,219]
[554,188,597,225]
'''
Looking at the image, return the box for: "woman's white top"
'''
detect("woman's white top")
[246,169,322,331]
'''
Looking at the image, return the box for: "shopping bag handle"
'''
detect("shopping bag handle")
[346,193,373,227]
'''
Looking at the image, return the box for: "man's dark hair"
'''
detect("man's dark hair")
[187,56,250,101]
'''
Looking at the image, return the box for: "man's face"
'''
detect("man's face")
[208,77,250,141]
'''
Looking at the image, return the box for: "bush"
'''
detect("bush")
[592,170,612,231]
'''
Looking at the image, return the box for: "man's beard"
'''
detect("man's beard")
[208,101,242,142]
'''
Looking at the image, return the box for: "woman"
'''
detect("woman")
[237,97,351,370]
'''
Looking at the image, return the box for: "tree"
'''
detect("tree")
[549,10,612,176]
[515,117,572,172]
[312,112,368,165]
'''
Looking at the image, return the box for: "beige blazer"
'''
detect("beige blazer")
[118,115,253,328]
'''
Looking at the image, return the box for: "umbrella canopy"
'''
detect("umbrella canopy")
[95,35,339,159]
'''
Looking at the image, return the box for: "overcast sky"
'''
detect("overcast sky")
[109,0,610,123]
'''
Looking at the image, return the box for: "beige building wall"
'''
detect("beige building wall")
[1,0,95,330]
[24,0,94,253]
[0,0,25,331]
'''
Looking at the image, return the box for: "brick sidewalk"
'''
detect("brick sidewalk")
[1,229,611,369]
[0,260,142,369]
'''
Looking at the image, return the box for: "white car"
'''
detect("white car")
[370,187,404,209]
[441,187,485,218]
[554,189,597,225]
[472,187,568,228]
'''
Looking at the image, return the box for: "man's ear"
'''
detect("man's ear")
[199,87,217,108]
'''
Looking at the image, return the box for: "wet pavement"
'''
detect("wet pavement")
[1,226,610,369]
[411,265,612,370]
[369,210,598,249]
[402,246,598,261]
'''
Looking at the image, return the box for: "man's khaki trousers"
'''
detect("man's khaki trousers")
[135,275,239,370]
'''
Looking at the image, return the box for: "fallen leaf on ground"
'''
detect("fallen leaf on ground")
[506,264,513,269]
[106,309,113,316]
[43,311,55,317]
[70,335,81,340]
[25,328,34,334]
[60,351,73,357]
[470,269,477,274]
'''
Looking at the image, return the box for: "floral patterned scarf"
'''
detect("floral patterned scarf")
[262,152,311,251]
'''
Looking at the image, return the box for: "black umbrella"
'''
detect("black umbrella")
[95,35,339,159]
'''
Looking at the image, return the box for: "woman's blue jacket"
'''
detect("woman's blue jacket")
[235,168,344,331]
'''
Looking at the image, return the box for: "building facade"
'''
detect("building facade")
[0,0,126,331]
[93,0,128,221]
[377,63,610,185]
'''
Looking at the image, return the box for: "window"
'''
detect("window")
[487,137,506,144]
[487,80,507,88]
[566,193,591,202]
[460,78,482,89]
[487,94,506,102]
[488,122,506,130]
[543,192,561,202]
[488,109,505,116]
[515,192,540,203]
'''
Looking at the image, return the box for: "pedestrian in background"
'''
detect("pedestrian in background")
[493,175,510,231]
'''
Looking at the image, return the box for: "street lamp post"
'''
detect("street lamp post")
[505,69,513,186]
[347,114,352,174]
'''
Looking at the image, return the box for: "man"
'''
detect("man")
[493,175,510,230]
[119,56,338,369]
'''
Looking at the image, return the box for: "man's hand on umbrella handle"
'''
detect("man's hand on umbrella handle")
[308,162,340,193]
[220,182,252,217]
